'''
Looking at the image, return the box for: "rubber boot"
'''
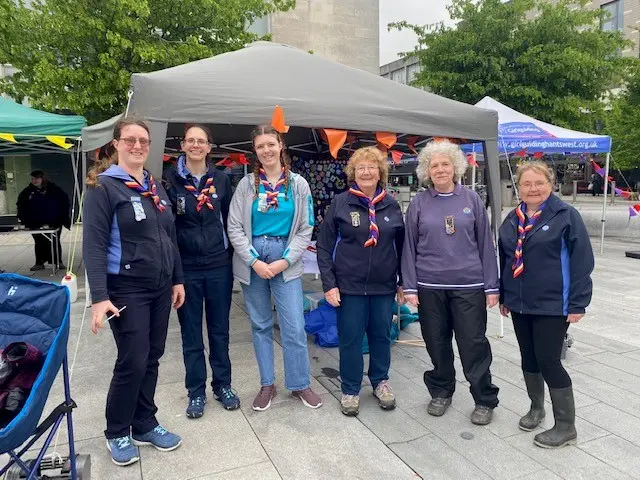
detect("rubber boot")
[518,372,546,431]
[533,386,577,448]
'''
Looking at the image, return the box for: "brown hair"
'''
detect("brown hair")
[345,146,389,189]
[250,125,291,199]
[86,118,150,187]
[515,160,554,186]
[183,124,213,143]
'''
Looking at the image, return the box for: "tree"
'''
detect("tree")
[0,0,295,122]
[605,59,640,169]
[390,0,632,132]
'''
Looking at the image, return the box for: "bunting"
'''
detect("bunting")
[406,135,419,155]
[390,150,403,164]
[376,132,397,150]
[0,133,17,143]
[271,105,290,134]
[629,204,640,218]
[320,129,348,159]
[466,153,478,167]
[45,135,73,149]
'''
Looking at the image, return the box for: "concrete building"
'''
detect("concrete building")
[379,55,421,85]
[249,0,380,74]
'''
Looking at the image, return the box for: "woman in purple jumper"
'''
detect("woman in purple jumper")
[402,140,500,426]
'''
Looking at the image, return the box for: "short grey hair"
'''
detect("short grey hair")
[416,140,469,186]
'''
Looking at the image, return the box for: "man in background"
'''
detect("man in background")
[16,170,70,271]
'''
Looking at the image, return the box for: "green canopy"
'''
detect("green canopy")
[0,97,87,154]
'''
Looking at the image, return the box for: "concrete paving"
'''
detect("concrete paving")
[1,214,640,479]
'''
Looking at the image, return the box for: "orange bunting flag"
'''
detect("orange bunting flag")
[376,131,397,149]
[216,157,233,167]
[466,154,478,167]
[271,105,290,134]
[514,148,527,157]
[406,135,419,154]
[321,129,347,159]
[229,153,249,165]
[390,150,403,165]
[162,154,172,162]
[533,152,544,159]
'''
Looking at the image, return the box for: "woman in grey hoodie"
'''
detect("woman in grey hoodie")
[227,125,322,412]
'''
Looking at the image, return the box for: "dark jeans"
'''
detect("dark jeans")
[105,282,172,439]
[337,293,395,395]
[511,313,571,389]
[32,227,62,265]
[418,288,499,408]
[177,265,233,398]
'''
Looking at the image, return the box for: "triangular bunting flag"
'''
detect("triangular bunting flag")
[466,153,478,167]
[515,148,527,157]
[376,132,397,149]
[321,129,348,159]
[229,153,250,165]
[271,105,290,134]
[390,150,403,164]
[46,135,73,149]
[406,135,419,154]
[0,133,17,143]
[533,152,544,159]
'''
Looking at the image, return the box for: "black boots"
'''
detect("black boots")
[519,372,546,431]
[533,386,577,448]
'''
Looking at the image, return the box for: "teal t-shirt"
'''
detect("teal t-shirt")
[252,184,295,237]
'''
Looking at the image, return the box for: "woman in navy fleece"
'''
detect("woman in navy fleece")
[83,118,185,466]
[402,140,500,426]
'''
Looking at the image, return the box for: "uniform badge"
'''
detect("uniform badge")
[542,225,550,231]
[444,215,455,235]
[131,197,146,222]
[463,207,472,215]
[176,194,186,215]
[350,211,361,227]
[384,216,390,222]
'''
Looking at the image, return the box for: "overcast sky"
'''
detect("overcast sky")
[379,0,453,66]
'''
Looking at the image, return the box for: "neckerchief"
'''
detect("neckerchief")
[184,176,214,212]
[512,201,546,278]
[259,168,286,210]
[123,173,166,212]
[348,184,387,247]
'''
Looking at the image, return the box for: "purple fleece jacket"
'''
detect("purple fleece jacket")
[401,184,499,294]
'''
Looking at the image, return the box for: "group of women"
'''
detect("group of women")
[83,117,594,467]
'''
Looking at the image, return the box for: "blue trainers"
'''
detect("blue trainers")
[186,395,206,418]
[132,425,182,452]
[106,436,139,466]
[214,386,241,410]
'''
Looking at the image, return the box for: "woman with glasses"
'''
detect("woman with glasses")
[317,147,405,417]
[499,161,593,448]
[163,124,240,419]
[227,125,323,411]
[83,118,185,466]
[401,140,500,426]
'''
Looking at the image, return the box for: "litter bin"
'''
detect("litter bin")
[501,180,514,207]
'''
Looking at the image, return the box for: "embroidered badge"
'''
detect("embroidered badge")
[542,225,550,231]
[445,215,455,235]
[131,198,146,222]
[176,195,186,215]
[463,207,472,214]
[384,216,390,222]
[350,211,361,227]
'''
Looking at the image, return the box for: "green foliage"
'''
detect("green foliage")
[605,59,640,169]
[0,0,295,122]
[390,0,632,133]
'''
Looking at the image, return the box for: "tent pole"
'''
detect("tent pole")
[600,152,611,255]
[472,152,477,191]
[124,90,133,116]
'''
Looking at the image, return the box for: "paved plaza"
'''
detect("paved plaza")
[1,200,640,479]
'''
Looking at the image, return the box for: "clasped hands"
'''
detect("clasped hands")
[252,259,289,279]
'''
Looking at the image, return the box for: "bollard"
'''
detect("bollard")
[611,181,616,205]
[572,180,578,203]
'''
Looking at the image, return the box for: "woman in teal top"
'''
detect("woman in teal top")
[227,125,323,412]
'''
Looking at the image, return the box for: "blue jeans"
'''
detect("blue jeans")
[337,294,394,395]
[241,236,311,391]
[177,264,233,398]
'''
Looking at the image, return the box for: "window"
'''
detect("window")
[601,0,623,32]
[407,63,421,83]
[390,69,406,84]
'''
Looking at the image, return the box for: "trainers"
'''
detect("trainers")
[29,263,45,271]
[427,397,452,417]
[132,425,182,451]
[186,395,206,418]
[373,380,396,410]
[252,385,277,411]
[214,386,241,410]
[340,394,360,416]
[292,387,323,409]
[470,405,494,425]
[106,436,139,466]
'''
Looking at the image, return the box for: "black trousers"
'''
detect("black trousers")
[32,227,62,265]
[105,282,172,439]
[511,313,571,389]
[418,288,499,408]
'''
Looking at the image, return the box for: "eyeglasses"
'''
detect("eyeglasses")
[519,181,549,190]
[355,165,378,173]
[183,138,209,146]
[120,137,150,148]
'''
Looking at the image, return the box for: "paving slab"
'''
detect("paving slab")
[577,403,640,447]
[579,435,640,479]
[190,461,282,480]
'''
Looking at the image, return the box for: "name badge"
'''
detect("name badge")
[258,193,269,213]
[131,197,146,221]
[176,194,186,215]
[445,215,455,235]
[350,211,361,227]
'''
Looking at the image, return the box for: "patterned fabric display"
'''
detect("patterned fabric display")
[184,176,214,212]
[348,184,387,247]
[123,173,166,212]
[259,168,286,210]
[512,201,546,278]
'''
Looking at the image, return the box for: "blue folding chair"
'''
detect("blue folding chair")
[0,274,90,479]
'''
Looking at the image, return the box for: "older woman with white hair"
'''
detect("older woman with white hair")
[401,140,500,425]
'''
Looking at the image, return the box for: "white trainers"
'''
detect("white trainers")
[340,394,360,416]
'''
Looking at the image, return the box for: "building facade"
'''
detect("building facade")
[250,0,380,74]
[379,55,421,85]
